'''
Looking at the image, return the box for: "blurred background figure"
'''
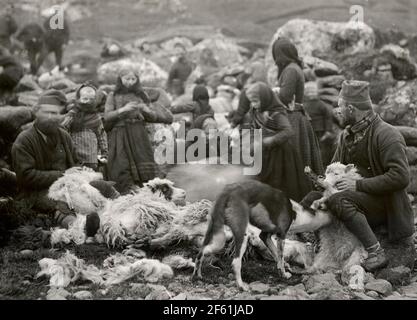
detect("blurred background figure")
[166,43,193,98]
[304,81,336,167]
[16,23,45,75]
[0,3,18,52]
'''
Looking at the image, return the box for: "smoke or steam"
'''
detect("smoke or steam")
[166,161,251,202]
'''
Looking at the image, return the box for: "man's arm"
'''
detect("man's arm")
[12,142,62,189]
[356,139,410,194]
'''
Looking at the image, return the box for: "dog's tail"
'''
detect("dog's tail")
[202,191,228,246]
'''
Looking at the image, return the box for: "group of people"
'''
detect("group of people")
[1,6,415,273]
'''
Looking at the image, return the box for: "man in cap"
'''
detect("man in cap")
[12,90,78,227]
[326,80,415,272]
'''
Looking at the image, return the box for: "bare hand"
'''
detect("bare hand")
[335,178,358,192]
[262,136,275,147]
[119,102,139,115]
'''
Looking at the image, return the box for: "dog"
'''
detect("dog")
[192,180,295,291]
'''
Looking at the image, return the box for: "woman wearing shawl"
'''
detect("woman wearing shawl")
[104,69,163,194]
[271,37,324,175]
[231,82,310,202]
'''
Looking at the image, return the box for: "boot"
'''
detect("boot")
[363,245,388,272]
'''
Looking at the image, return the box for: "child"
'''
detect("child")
[104,69,162,194]
[62,83,108,170]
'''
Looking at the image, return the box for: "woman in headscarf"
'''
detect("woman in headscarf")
[231,81,311,202]
[272,37,324,175]
[104,69,162,194]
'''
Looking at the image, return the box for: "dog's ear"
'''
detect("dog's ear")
[345,164,355,173]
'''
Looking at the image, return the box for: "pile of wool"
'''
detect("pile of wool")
[48,167,109,246]
[36,251,104,288]
[48,167,108,216]
[147,199,213,249]
[162,254,195,270]
[99,190,177,247]
[102,256,174,285]
[37,250,174,290]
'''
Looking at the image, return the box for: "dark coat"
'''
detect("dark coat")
[332,115,414,241]
[43,16,70,48]
[16,23,45,52]
[0,14,17,38]
[0,55,24,85]
[11,125,77,193]
[278,62,305,105]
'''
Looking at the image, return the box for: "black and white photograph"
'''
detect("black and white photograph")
[0,0,417,305]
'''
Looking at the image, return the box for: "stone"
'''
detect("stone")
[406,148,417,166]
[376,79,417,127]
[171,293,187,300]
[353,292,375,300]
[73,291,93,300]
[365,279,393,296]
[279,286,310,300]
[46,287,70,300]
[304,273,343,294]
[97,55,168,87]
[19,249,34,258]
[144,284,171,300]
[399,282,417,298]
[130,283,152,299]
[310,288,351,300]
[303,56,340,77]
[0,107,34,131]
[266,19,375,84]
[260,295,295,300]
[249,281,270,294]
[377,266,411,286]
[366,291,380,298]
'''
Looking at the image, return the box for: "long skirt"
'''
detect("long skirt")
[107,122,160,194]
[257,141,311,202]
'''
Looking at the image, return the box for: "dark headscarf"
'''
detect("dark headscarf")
[272,37,303,78]
[114,70,150,104]
[246,82,286,113]
[192,85,209,101]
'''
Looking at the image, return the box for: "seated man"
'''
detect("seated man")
[326,80,415,272]
[11,90,78,228]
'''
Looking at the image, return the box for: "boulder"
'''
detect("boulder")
[266,19,375,84]
[0,107,34,131]
[15,75,43,93]
[17,91,40,106]
[189,34,245,69]
[376,80,417,127]
[249,281,270,294]
[399,282,417,298]
[279,285,310,300]
[318,75,346,89]
[377,266,411,286]
[406,147,417,165]
[97,55,168,87]
[396,126,417,147]
[303,56,340,77]
[73,290,93,300]
[341,265,366,292]
[365,279,393,296]
[145,287,171,300]
[304,273,343,294]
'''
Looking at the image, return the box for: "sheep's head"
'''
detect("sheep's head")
[323,162,361,188]
[144,178,186,206]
